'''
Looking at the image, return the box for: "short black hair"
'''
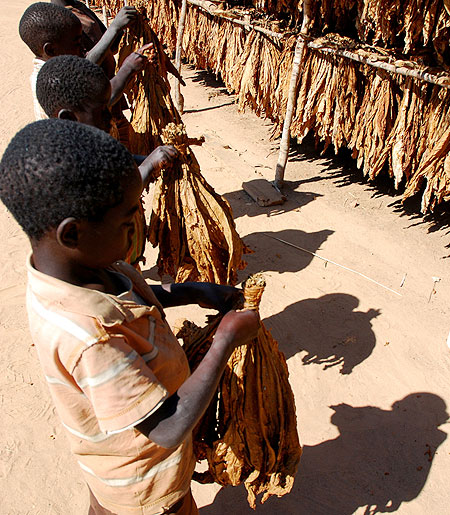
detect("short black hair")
[0,119,136,241]
[37,55,110,117]
[19,2,80,56]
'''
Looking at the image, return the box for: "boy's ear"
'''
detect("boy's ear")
[58,109,78,122]
[42,42,56,59]
[56,217,80,249]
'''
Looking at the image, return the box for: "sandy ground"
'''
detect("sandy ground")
[1,1,450,514]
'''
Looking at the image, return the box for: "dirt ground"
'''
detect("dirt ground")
[1,2,450,514]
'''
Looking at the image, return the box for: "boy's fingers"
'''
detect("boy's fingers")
[139,43,155,51]
[166,146,179,157]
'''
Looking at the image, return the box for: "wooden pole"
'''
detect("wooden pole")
[187,0,285,40]
[308,42,450,89]
[274,0,312,189]
[102,5,108,27]
[175,0,188,113]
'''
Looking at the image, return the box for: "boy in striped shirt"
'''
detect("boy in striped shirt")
[0,119,259,514]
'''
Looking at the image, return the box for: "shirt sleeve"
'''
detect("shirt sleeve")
[72,337,169,433]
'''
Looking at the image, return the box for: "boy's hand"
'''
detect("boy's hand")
[195,284,243,314]
[135,43,158,65]
[150,145,179,171]
[122,43,157,74]
[111,6,138,31]
[215,309,260,348]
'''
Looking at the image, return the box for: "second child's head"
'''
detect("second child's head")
[0,119,142,268]
[37,55,112,132]
[19,2,83,60]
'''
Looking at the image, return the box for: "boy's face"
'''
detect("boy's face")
[43,22,84,59]
[76,83,113,133]
[74,167,143,268]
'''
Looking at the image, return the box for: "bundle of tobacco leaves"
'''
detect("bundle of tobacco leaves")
[182,6,296,125]
[289,38,450,211]
[111,5,247,283]
[403,86,450,210]
[177,274,301,508]
[96,0,450,211]
[153,122,248,283]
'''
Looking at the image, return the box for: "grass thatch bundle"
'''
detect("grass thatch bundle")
[176,274,301,508]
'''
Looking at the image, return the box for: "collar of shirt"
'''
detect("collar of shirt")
[26,253,165,328]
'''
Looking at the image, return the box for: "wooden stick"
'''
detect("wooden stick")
[187,0,285,40]
[308,42,450,89]
[102,5,108,27]
[274,0,312,189]
[175,0,188,113]
[264,234,402,297]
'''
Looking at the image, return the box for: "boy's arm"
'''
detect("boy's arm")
[136,309,259,448]
[109,44,156,106]
[85,6,137,65]
[137,146,179,189]
[151,282,241,314]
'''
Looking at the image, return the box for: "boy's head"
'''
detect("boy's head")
[36,55,112,132]
[0,119,142,267]
[19,2,83,60]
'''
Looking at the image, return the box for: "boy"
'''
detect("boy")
[0,119,259,514]
[51,0,131,78]
[36,55,177,190]
[36,54,177,266]
[19,2,152,124]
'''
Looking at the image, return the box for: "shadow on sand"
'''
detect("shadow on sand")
[199,393,448,515]
[224,179,324,220]
[242,228,334,277]
[264,293,380,374]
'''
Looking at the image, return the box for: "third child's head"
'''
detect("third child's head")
[36,55,112,132]
[0,119,142,269]
[19,2,83,60]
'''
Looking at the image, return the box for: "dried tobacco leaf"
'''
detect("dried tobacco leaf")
[178,274,302,508]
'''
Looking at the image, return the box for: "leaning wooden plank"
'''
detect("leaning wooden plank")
[242,178,286,206]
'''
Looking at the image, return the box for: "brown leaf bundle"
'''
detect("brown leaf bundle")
[289,50,359,152]
[288,39,450,210]
[182,6,295,124]
[349,67,399,177]
[370,77,429,187]
[95,1,450,211]
[177,274,301,508]
[114,8,247,283]
[404,86,450,211]
[150,122,248,284]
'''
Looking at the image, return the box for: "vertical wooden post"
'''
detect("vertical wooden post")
[102,6,108,27]
[175,0,188,113]
[274,0,312,189]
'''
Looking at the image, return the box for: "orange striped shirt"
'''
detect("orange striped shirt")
[26,256,194,514]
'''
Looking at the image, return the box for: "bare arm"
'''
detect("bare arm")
[137,146,179,189]
[136,309,259,448]
[150,282,240,313]
[86,6,137,65]
[109,44,155,106]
